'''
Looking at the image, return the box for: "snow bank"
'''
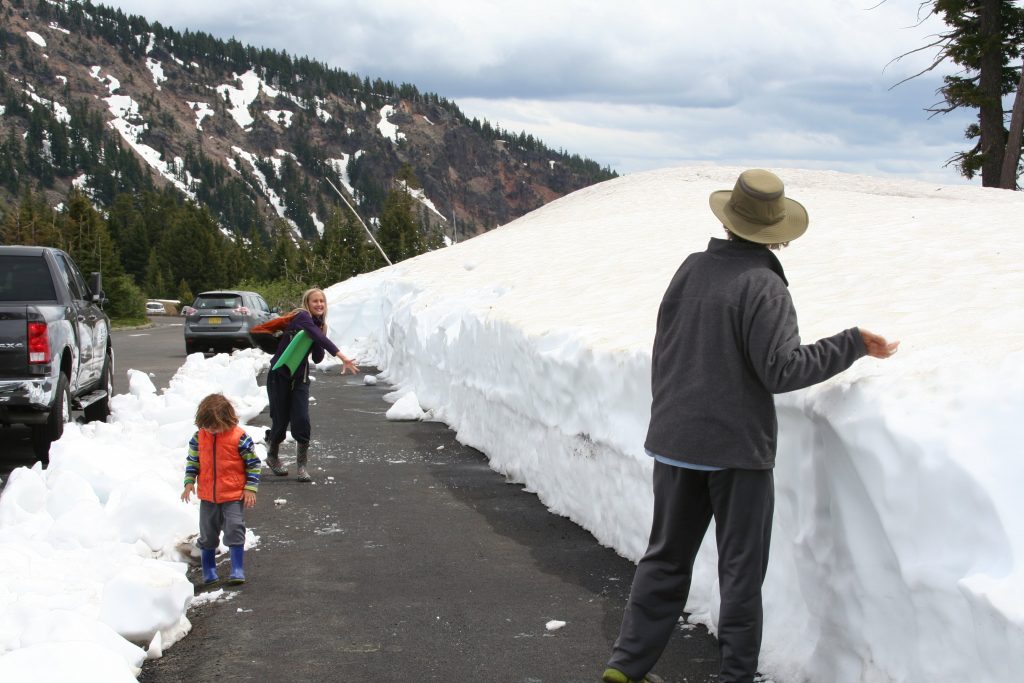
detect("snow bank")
[0,351,270,679]
[323,165,1024,682]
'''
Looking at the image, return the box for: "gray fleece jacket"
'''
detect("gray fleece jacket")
[644,237,866,470]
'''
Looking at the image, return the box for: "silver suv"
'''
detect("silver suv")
[182,290,275,354]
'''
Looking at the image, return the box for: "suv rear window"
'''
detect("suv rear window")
[0,255,57,302]
[194,294,242,310]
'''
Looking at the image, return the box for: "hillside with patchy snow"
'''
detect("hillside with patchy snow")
[0,0,614,241]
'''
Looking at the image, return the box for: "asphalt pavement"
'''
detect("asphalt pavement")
[7,318,724,682]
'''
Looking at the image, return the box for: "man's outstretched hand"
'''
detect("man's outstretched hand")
[860,328,899,359]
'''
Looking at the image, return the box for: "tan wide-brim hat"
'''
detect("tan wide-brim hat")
[709,169,808,244]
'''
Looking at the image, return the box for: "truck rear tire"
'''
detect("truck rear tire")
[31,372,70,464]
[84,350,114,422]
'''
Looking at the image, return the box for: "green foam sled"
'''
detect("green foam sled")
[271,330,313,376]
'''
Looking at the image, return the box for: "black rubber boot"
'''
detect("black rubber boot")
[265,440,288,476]
[296,442,311,482]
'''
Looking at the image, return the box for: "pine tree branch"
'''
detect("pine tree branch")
[886,38,952,90]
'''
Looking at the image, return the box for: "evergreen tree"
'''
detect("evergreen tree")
[396,162,422,189]
[895,0,1024,186]
[107,192,150,283]
[58,190,125,280]
[267,219,301,283]
[143,248,167,298]
[156,205,227,295]
[178,279,194,308]
[0,187,58,245]
[0,129,24,194]
[24,108,54,187]
[376,186,422,263]
[313,208,371,283]
[103,274,147,319]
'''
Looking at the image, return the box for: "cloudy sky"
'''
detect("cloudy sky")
[105,0,982,184]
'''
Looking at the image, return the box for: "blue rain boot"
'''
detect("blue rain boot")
[200,548,218,585]
[227,545,246,585]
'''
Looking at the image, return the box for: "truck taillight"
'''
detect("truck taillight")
[28,322,51,364]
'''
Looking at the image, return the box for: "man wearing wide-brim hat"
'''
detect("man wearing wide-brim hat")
[603,169,899,683]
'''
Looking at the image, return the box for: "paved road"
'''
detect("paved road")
[112,315,191,392]
[10,320,724,682]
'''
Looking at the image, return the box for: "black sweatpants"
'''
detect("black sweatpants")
[266,367,311,445]
[608,462,774,683]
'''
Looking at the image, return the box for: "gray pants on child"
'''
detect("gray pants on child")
[199,500,246,549]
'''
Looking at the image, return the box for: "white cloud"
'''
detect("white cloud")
[104,1,981,183]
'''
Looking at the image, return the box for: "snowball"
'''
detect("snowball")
[385,392,425,421]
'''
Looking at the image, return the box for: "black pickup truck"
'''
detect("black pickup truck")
[0,246,114,462]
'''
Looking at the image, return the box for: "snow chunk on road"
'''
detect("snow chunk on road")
[385,392,425,421]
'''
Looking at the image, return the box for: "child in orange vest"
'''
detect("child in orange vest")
[181,393,261,585]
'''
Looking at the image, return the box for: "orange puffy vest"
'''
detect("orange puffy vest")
[197,425,248,503]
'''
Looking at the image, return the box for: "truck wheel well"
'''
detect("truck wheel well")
[60,350,72,382]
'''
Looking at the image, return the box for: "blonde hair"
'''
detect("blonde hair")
[296,287,327,331]
[195,393,238,433]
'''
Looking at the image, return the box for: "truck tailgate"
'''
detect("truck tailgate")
[0,307,29,377]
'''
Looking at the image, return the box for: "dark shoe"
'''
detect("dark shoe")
[602,668,664,683]
[295,442,311,482]
[227,545,245,585]
[200,548,218,584]
[265,440,288,476]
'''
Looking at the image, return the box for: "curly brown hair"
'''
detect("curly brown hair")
[194,393,238,433]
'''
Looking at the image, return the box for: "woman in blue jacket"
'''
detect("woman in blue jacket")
[265,288,359,481]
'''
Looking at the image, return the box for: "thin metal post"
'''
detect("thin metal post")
[324,177,393,266]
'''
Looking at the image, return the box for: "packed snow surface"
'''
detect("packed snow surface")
[319,166,1024,683]
[0,352,269,680]
[1,166,1021,683]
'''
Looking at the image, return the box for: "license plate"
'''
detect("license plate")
[207,317,222,325]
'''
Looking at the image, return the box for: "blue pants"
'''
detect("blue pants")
[608,462,774,683]
[266,367,311,445]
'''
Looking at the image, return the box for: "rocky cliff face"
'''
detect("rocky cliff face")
[0,0,616,242]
